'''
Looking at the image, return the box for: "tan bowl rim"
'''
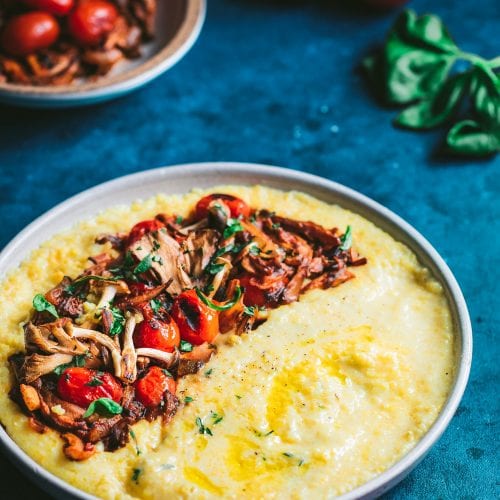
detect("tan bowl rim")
[0,0,205,97]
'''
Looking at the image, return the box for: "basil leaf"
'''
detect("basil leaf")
[339,226,353,251]
[446,119,500,156]
[109,307,125,336]
[471,65,500,126]
[32,294,59,319]
[401,10,458,55]
[223,219,243,239]
[53,353,87,376]
[395,72,470,129]
[207,262,226,275]
[134,254,153,275]
[83,398,123,419]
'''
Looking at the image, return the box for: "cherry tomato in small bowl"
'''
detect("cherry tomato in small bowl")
[22,0,75,16]
[1,11,60,57]
[68,0,118,46]
[195,194,251,220]
[171,289,219,345]
[57,367,123,408]
[135,366,176,408]
[128,219,165,245]
[134,316,180,353]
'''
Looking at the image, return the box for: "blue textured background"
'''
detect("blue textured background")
[0,0,498,498]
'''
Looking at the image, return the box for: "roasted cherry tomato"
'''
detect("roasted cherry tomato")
[68,0,118,46]
[171,289,219,345]
[22,0,75,16]
[134,316,180,353]
[135,366,176,408]
[239,274,267,307]
[128,219,165,245]
[57,367,123,408]
[1,12,60,57]
[195,194,251,220]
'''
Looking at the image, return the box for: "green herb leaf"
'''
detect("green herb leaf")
[85,376,103,387]
[195,417,213,436]
[53,353,87,376]
[83,398,123,419]
[446,119,500,156]
[395,72,470,129]
[32,294,59,318]
[211,411,223,424]
[204,368,213,377]
[175,215,183,224]
[65,275,121,294]
[180,340,193,352]
[195,286,242,311]
[339,226,353,251]
[207,262,226,275]
[223,219,243,239]
[134,254,153,275]
[131,468,142,484]
[109,307,125,336]
[129,430,142,456]
[150,298,162,314]
[184,396,194,404]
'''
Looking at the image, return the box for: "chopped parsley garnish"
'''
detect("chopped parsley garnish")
[223,218,243,239]
[253,428,274,437]
[211,411,223,424]
[207,262,225,275]
[32,294,59,319]
[131,467,142,484]
[134,254,153,274]
[152,240,161,251]
[53,353,88,376]
[339,225,352,251]
[162,369,173,378]
[272,223,281,230]
[150,298,162,314]
[175,215,183,224]
[195,417,213,436]
[129,430,142,456]
[83,398,123,419]
[283,452,294,458]
[204,368,213,377]
[109,307,125,336]
[180,340,193,352]
[85,376,103,387]
[152,255,163,264]
[243,305,266,317]
[184,396,194,404]
[235,394,242,399]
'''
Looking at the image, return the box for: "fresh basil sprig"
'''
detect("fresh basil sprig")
[83,398,123,419]
[32,294,59,318]
[363,9,500,157]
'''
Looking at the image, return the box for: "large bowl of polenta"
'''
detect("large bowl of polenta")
[0,163,472,500]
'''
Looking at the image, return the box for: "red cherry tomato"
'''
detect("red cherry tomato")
[135,366,176,408]
[57,367,123,408]
[128,219,165,245]
[22,0,75,16]
[195,194,251,220]
[134,316,180,353]
[171,290,219,345]
[1,12,60,57]
[239,274,267,307]
[68,0,118,46]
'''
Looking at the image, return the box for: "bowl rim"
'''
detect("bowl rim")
[0,162,472,500]
[0,0,206,102]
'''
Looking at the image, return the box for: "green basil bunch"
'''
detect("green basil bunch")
[364,10,500,156]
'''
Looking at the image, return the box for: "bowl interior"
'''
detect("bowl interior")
[0,163,472,500]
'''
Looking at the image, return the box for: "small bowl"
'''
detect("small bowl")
[0,0,206,108]
[0,163,472,499]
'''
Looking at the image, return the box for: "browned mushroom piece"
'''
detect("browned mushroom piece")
[61,433,96,461]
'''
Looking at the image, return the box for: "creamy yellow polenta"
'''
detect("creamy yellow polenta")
[0,186,455,499]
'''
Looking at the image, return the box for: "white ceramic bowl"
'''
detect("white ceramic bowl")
[0,0,205,108]
[0,163,472,499]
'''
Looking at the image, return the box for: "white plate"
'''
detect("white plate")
[0,162,472,499]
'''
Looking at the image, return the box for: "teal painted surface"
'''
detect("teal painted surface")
[0,0,498,498]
